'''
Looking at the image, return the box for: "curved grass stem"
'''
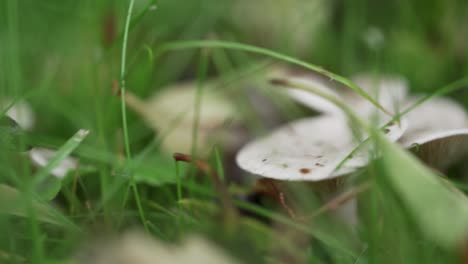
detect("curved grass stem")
[157,40,393,117]
[119,0,149,233]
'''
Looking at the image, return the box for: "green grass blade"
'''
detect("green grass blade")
[119,0,149,233]
[375,132,468,248]
[33,129,89,185]
[0,184,79,229]
[213,146,225,182]
[190,49,209,166]
[157,40,392,116]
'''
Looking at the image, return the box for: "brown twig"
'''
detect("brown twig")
[112,79,121,96]
[308,182,371,219]
[252,179,298,219]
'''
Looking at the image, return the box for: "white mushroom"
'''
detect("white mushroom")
[237,114,406,181]
[125,80,239,156]
[230,0,327,57]
[75,231,239,264]
[237,115,355,181]
[398,96,468,169]
[29,148,78,179]
[0,99,35,130]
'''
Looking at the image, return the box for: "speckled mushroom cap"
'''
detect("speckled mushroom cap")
[236,114,406,181]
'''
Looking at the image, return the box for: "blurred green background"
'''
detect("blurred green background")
[1,0,468,263]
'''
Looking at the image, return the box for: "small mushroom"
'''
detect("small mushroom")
[74,231,239,264]
[29,148,79,179]
[230,0,327,57]
[125,80,240,156]
[0,99,35,130]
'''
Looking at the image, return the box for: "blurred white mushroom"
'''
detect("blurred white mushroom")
[125,81,240,156]
[29,148,78,179]
[74,231,239,264]
[0,99,35,130]
[398,96,468,170]
[237,71,468,182]
[269,68,408,119]
[362,26,385,51]
[230,0,328,56]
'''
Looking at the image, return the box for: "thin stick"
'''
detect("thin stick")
[158,40,393,117]
[119,0,134,160]
[259,179,298,219]
[309,182,371,219]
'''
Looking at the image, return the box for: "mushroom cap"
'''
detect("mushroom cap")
[269,69,409,119]
[236,114,407,181]
[399,96,468,169]
[125,80,239,155]
[1,99,35,130]
[351,73,408,116]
